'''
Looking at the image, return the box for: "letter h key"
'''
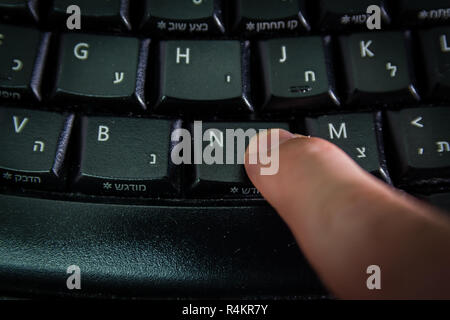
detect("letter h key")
[155,40,252,113]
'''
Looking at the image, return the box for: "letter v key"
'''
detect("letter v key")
[13,116,29,133]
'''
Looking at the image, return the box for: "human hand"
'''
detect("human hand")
[245,130,450,299]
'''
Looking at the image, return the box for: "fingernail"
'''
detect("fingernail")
[248,129,298,155]
[294,134,310,139]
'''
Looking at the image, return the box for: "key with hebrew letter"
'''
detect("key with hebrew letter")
[386,107,450,185]
[318,0,390,32]
[140,0,225,35]
[0,24,49,103]
[155,40,252,114]
[398,0,450,27]
[49,0,132,32]
[0,107,73,190]
[52,33,147,110]
[187,122,290,198]
[0,0,39,24]
[258,36,339,111]
[232,0,310,36]
[339,31,419,106]
[305,113,386,179]
[419,27,450,101]
[75,116,179,196]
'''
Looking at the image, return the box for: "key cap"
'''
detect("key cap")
[186,122,290,198]
[258,36,339,111]
[75,116,179,196]
[318,0,390,31]
[49,0,132,32]
[386,107,450,184]
[339,31,420,106]
[155,40,252,114]
[52,33,147,110]
[0,25,49,103]
[0,108,73,190]
[419,27,450,101]
[425,193,450,213]
[0,0,39,24]
[232,0,310,36]
[398,0,450,26]
[305,113,387,178]
[140,0,225,35]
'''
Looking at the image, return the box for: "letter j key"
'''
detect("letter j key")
[258,37,340,111]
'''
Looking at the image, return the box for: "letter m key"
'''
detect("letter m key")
[328,123,348,140]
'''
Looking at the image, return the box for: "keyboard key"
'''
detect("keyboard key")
[419,27,450,101]
[339,31,420,106]
[232,0,310,36]
[187,122,290,198]
[0,25,49,103]
[398,0,450,26]
[52,33,147,110]
[75,116,178,196]
[140,0,225,35]
[386,107,450,184]
[318,0,390,31]
[0,0,39,24]
[258,36,339,111]
[155,40,252,113]
[0,108,73,190]
[425,193,450,213]
[305,113,386,178]
[49,0,132,32]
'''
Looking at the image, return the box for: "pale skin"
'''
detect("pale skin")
[245,129,450,299]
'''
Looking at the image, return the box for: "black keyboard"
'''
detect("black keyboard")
[0,0,449,299]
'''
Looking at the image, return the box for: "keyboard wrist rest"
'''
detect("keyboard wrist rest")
[0,194,325,298]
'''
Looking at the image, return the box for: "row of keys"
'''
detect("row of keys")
[2,1,450,35]
[0,107,448,198]
[2,25,450,112]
